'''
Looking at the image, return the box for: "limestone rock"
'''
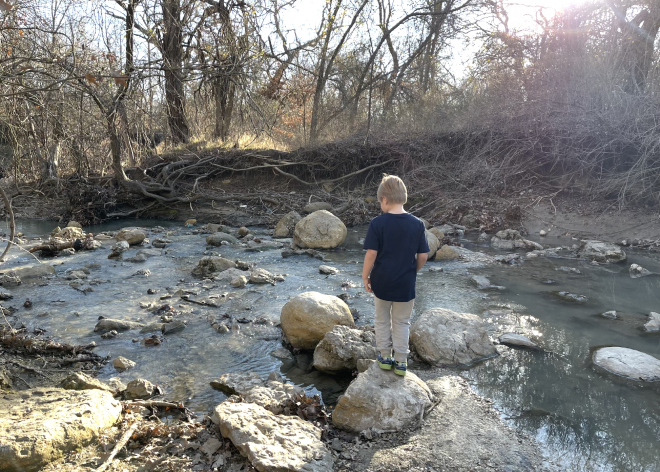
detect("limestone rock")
[109,240,129,259]
[94,318,145,333]
[592,347,660,381]
[280,291,354,349]
[0,272,21,287]
[212,402,333,472]
[434,245,459,261]
[313,326,377,373]
[112,356,136,371]
[318,265,338,275]
[206,232,238,246]
[429,227,445,241]
[0,388,121,472]
[192,256,236,278]
[630,263,653,278]
[293,210,347,249]
[303,202,333,213]
[425,230,440,258]
[553,291,588,303]
[250,268,276,284]
[644,312,660,332]
[137,248,162,258]
[410,308,497,367]
[601,310,618,320]
[578,240,626,263]
[162,320,186,334]
[0,368,11,390]
[332,362,434,433]
[124,379,155,400]
[210,372,266,395]
[244,381,306,414]
[498,333,539,350]
[12,265,55,280]
[53,226,84,240]
[274,211,302,238]
[59,372,114,393]
[490,229,543,251]
[67,221,83,229]
[231,275,248,288]
[470,275,505,291]
[213,267,248,282]
[116,228,146,245]
[246,239,284,251]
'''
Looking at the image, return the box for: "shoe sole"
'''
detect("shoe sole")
[394,369,406,376]
[377,360,392,370]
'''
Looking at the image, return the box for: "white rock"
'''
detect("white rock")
[470,275,505,290]
[230,275,248,288]
[332,362,434,433]
[629,263,653,278]
[410,308,498,366]
[644,312,660,332]
[274,211,302,238]
[318,265,338,275]
[592,347,660,381]
[579,240,626,263]
[210,372,266,395]
[124,379,155,399]
[490,229,542,251]
[293,210,347,249]
[116,228,146,245]
[601,310,617,319]
[498,333,539,349]
[112,356,136,371]
[313,326,377,373]
[212,402,333,472]
[539,230,547,236]
[250,268,275,284]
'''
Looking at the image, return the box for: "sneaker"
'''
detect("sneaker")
[377,353,393,370]
[394,360,407,376]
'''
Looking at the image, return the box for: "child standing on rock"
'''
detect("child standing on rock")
[362,175,429,376]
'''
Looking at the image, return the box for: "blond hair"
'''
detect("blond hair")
[377,174,407,204]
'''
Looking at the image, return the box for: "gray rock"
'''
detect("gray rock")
[0,368,11,390]
[313,326,377,373]
[66,270,88,280]
[210,372,266,395]
[116,228,146,245]
[133,268,151,277]
[553,291,588,303]
[109,240,130,259]
[318,265,338,275]
[162,320,186,335]
[94,318,145,333]
[0,388,121,472]
[270,347,293,360]
[470,275,505,290]
[303,202,333,213]
[126,254,148,263]
[206,232,238,246]
[100,330,118,339]
[579,240,626,263]
[644,312,660,332]
[124,379,155,399]
[246,239,284,251]
[213,267,248,282]
[60,372,115,393]
[434,245,460,261]
[243,381,306,414]
[356,359,374,373]
[136,248,162,258]
[113,356,136,371]
[212,402,333,472]
[498,333,539,349]
[11,264,55,280]
[490,229,542,251]
[60,248,75,256]
[250,268,276,284]
[425,230,440,259]
[192,256,236,278]
[293,210,347,249]
[332,362,434,433]
[230,275,248,288]
[601,310,618,319]
[274,211,302,238]
[630,263,654,278]
[592,347,660,381]
[410,308,498,367]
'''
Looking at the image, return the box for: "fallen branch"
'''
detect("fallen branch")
[6,359,54,380]
[96,422,139,472]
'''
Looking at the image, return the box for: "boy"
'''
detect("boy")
[362,175,429,376]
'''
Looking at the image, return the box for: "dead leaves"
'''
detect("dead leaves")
[110,70,129,87]
[84,73,98,85]
[0,0,12,13]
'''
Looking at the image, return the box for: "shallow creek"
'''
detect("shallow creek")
[2,220,660,471]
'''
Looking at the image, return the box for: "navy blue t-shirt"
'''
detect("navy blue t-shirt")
[363,213,430,302]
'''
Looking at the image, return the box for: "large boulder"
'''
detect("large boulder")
[425,230,440,259]
[116,228,146,245]
[313,326,377,373]
[332,362,434,433]
[490,229,542,251]
[212,402,333,472]
[124,379,155,400]
[191,256,237,278]
[0,388,121,472]
[274,211,302,238]
[206,232,239,246]
[280,291,354,349]
[592,347,660,381]
[644,312,660,332]
[429,227,445,241]
[579,240,626,262]
[410,308,497,367]
[293,210,347,249]
[435,245,460,261]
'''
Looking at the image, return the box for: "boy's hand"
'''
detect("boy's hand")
[363,277,373,293]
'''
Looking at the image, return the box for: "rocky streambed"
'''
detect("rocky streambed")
[0,213,659,472]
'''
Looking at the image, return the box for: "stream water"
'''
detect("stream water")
[1,219,659,471]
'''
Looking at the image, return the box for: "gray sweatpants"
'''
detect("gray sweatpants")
[374,296,415,362]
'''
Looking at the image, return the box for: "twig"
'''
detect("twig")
[6,359,53,380]
[96,422,139,472]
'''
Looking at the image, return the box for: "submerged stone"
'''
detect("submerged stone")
[592,347,660,381]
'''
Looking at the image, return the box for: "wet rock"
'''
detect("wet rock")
[498,333,539,349]
[478,232,489,241]
[212,402,333,472]
[490,229,542,251]
[434,245,460,261]
[644,312,660,332]
[579,240,626,263]
[127,253,148,263]
[212,267,248,283]
[94,318,145,333]
[134,268,151,277]
[470,275,505,291]
[0,388,121,472]
[429,227,445,241]
[494,253,521,264]
[101,330,118,339]
[210,372,266,395]
[12,264,55,280]
[52,226,85,240]
[136,248,161,258]
[206,232,238,246]
[553,291,588,303]
[425,230,440,259]
[274,211,302,238]
[293,210,347,249]
[270,348,293,360]
[152,238,169,248]
[162,320,186,334]
[140,322,164,333]
[281,247,326,260]
[410,308,498,367]
[246,239,284,251]
[60,372,114,393]
[238,226,250,237]
[192,256,236,278]
[592,347,660,381]
[116,228,146,245]
[124,379,156,399]
[332,362,434,433]
[113,356,136,371]
[303,201,333,213]
[539,230,547,236]
[601,310,618,319]
[313,326,377,373]
[556,266,581,274]
[108,240,129,259]
[281,291,354,349]
[60,248,75,256]
[66,270,87,280]
[250,268,276,284]
[319,265,338,275]
[231,275,248,288]
[0,291,12,300]
[629,263,653,278]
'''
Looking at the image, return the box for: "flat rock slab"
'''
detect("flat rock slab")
[592,347,660,381]
[0,388,121,472]
[499,333,539,350]
[212,402,333,472]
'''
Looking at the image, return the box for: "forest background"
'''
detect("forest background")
[0,0,659,224]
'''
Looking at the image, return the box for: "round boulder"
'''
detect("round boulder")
[425,230,440,259]
[434,245,460,261]
[280,291,354,349]
[592,347,660,381]
[116,228,146,245]
[274,211,302,238]
[313,326,377,373]
[293,210,347,249]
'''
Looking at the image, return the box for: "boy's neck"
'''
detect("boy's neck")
[386,204,406,214]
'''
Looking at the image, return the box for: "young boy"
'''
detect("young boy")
[362,175,429,376]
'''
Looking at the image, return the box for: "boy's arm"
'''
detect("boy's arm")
[362,249,377,293]
[416,252,428,272]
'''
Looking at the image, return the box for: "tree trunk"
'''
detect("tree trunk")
[213,67,235,141]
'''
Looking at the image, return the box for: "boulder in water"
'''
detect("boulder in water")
[470,275,505,290]
[434,245,460,261]
[293,210,347,249]
[578,240,626,262]
[116,228,146,245]
[601,310,618,319]
[332,362,434,433]
[206,232,238,246]
[592,347,660,381]
[629,263,653,278]
[644,312,660,332]
[274,211,302,238]
[410,308,498,366]
[313,326,377,373]
[191,256,236,278]
[490,229,542,251]
[280,291,354,349]
[124,379,156,399]
[498,333,539,350]
[94,318,145,333]
[112,356,136,371]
